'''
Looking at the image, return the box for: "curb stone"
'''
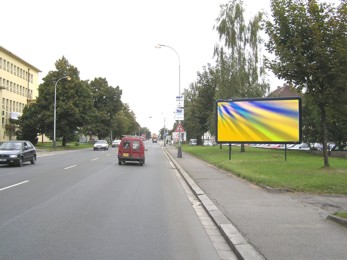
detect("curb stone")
[327,214,347,228]
[164,147,266,260]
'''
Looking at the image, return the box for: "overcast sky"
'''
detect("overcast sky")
[2,0,283,134]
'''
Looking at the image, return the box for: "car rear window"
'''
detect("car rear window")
[132,141,140,150]
[122,140,131,149]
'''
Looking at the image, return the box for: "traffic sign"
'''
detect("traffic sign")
[175,123,185,132]
[175,108,184,120]
[176,95,184,108]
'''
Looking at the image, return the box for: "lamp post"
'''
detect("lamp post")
[163,117,166,147]
[155,44,182,158]
[53,75,71,150]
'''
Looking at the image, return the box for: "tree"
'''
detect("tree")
[214,0,269,151]
[35,57,94,146]
[15,104,40,144]
[112,104,139,137]
[265,0,347,167]
[183,65,217,144]
[183,82,204,144]
[214,0,269,100]
[86,77,123,139]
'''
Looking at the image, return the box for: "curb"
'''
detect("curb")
[327,214,347,228]
[258,184,294,193]
[164,147,265,260]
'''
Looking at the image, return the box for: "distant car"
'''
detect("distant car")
[112,139,121,147]
[288,143,309,150]
[93,140,109,151]
[331,144,347,151]
[189,139,197,146]
[203,140,213,146]
[0,140,36,167]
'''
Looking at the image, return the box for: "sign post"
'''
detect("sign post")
[176,95,184,158]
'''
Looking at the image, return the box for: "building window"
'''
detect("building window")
[0,58,2,69]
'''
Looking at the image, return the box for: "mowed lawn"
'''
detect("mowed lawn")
[182,145,347,195]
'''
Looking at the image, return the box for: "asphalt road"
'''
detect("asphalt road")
[0,142,228,260]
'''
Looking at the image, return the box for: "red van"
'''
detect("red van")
[117,136,145,166]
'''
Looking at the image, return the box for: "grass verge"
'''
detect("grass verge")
[182,145,347,195]
[35,142,93,151]
[335,211,347,219]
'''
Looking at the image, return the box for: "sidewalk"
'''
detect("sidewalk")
[164,145,347,260]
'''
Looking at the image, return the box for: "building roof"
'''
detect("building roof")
[267,84,300,98]
[0,45,41,72]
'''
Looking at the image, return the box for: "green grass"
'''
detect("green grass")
[35,142,93,151]
[182,145,347,195]
[335,211,347,219]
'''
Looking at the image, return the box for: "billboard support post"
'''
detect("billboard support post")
[229,143,231,160]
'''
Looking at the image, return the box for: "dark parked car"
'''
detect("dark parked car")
[0,140,36,167]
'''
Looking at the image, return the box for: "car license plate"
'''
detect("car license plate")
[123,153,129,157]
[0,159,7,162]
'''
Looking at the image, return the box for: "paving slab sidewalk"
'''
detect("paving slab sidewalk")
[164,145,347,260]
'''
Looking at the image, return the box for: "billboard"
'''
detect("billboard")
[216,97,302,143]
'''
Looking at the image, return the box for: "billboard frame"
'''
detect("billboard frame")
[215,97,302,144]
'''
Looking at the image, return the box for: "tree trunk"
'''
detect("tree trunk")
[319,104,330,167]
[62,136,67,147]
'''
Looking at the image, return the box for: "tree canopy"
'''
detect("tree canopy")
[183,0,269,146]
[265,0,347,167]
[16,57,138,146]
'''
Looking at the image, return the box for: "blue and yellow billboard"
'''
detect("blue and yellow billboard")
[216,97,302,143]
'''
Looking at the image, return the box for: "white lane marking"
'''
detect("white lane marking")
[106,154,111,157]
[0,180,29,191]
[64,165,77,170]
[92,158,98,161]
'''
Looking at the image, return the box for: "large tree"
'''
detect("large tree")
[265,0,347,167]
[86,77,123,139]
[214,0,269,100]
[213,0,269,151]
[36,57,94,146]
[183,64,217,144]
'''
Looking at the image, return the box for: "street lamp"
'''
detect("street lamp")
[163,117,166,147]
[155,44,182,158]
[53,75,71,149]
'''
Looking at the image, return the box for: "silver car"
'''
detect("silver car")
[93,140,109,151]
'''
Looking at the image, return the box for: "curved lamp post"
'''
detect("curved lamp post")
[53,75,71,149]
[155,44,182,158]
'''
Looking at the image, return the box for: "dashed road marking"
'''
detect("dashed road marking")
[64,165,77,170]
[0,180,29,191]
